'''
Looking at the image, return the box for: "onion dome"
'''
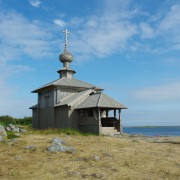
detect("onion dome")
[59,49,73,63]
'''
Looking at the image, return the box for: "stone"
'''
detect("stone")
[8,124,16,130]
[0,125,7,137]
[93,155,100,161]
[0,135,3,142]
[24,145,37,150]
[19,128,27,133]
[51,137,65,145]
[5,127,11,131]
[12,127,20,133]
[14,156,22,161]
[14,133,21,137]
[47,145,76,153]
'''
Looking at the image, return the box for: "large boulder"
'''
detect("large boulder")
[47,145,76,153]
[51,137,65,145]
[6,124,20,133]
[0,125,7,137]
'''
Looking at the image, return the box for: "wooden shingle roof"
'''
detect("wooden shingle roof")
[76,92,127,109]
[32,77,103,93]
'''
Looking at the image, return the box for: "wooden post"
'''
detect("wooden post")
[106,110,108,118]
[98,108,102,134]
[118,109,123,135]
[114,109,116,118]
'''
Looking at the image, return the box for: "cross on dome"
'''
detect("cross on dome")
[63,29,69,50]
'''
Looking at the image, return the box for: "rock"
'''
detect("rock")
[47,145,76,153]
[0,125,7,137]
[0,135,3,142]
[5,127,11,131]
[12,127,20,133]
[8,124,16,130]
[93,155,100,161]
[51,137,65,145]
[19,128,27,133]
[24,145,37,150]
[14,133,21,137]
[14,156,22,161]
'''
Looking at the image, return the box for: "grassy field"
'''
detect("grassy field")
[0,127,180,180]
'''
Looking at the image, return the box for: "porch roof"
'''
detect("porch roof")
[76,92,127,109]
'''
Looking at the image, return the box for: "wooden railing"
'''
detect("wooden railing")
[101,117,119,130]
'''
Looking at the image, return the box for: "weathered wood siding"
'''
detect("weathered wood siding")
[32,109,38,128]
[79,117,101,134]
[68,109,79,129]
[55,88,72,104]
[55,106,68,128]
[39,108,54,129]
[37,89,55,129]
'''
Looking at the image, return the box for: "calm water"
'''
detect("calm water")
[123,126,180,136]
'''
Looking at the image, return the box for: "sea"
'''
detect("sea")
[123,126,180,136]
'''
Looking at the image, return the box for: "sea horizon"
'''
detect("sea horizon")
[123,126,180,136]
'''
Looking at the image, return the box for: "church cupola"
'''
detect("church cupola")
[58,29,76,79]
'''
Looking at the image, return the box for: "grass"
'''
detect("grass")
[0,126,180,180]
[27,127,96,136]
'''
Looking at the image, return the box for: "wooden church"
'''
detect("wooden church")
[30,30,127,135]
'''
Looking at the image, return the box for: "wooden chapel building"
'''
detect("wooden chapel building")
[30,30,127,135]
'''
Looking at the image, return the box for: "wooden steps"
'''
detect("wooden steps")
[101,127,119,135]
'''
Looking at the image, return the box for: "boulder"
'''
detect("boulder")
[19,128,27,133]
[8,124,16,130]
[0,135,3,142]
[12,127,20,133]
[5,127,11,131]
[47,145,76,153]
[51,137,65,145]
[0,125,7,137]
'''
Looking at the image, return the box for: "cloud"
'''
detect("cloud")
[131,82,180,102]
[53,19,66,27]
[68,1,138,61]
[29,0,41,8]
[0,11,56,63]
[140,23,154,39]
[0,10,57,117]
[162,57,180,66]
[157,4,180,49]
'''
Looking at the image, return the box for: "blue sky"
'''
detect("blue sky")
[0,0,180,126]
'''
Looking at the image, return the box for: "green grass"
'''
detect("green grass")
[6,131,19,139]
[28,127,96,136]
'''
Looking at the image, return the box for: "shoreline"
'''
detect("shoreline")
[113,133,180,144]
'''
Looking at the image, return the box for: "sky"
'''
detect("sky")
[0,0,180,126]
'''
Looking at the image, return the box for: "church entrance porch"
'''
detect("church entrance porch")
[78,108,123,135]
[100,109,122,135]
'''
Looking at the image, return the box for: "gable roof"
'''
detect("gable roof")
[54,89,95,108]
[76,92,127,109]
[32,77,103,93]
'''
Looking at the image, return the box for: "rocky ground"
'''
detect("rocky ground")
[0,125,180,180]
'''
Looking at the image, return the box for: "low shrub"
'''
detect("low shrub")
[0,115,32,126]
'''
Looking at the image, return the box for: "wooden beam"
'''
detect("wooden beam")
[118,109,123,135]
